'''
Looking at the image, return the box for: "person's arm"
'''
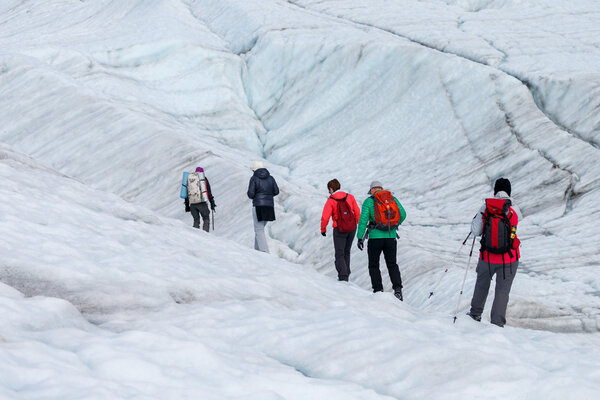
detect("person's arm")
[272,177,280,196]
[471,203,486,236]
[511,202,523,221]
[356,198,372,239]
[394,197,407,224]
[321,199,333,234]
[205,178,216,209]
[247,177,256,199]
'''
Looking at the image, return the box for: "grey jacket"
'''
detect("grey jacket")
[471,191,522,236]
[247,168,279,207]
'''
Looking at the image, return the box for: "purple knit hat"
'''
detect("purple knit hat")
[195,167,204,173]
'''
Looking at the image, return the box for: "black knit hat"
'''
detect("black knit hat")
[494,178,511,196]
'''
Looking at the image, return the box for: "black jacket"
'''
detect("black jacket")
[247,168,279,207]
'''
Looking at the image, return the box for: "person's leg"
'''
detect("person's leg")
[252,207,269,253]
[469,258,493,317]
[333,228,349,281]
[490,260,518,327]
[367,239,384,292]
[190,203,200,229]
[199,203,210,232]
[343,229,356,278]
[382,238,402,292]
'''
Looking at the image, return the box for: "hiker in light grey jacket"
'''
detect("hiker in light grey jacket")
[467,178,522,327]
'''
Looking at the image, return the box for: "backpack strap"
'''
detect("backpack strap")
[330,193,349,203]
[331,194,349,202]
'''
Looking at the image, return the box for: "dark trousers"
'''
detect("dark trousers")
[470,258,518,327]
[190,202,210,232]
[367,238,402,292]
[333,228,356,281]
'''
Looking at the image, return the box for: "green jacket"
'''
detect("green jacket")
[356,193,407,239]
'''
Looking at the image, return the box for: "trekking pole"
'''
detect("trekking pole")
[428,232,471,299]
[453,235,477,323]
[211,210,215,231]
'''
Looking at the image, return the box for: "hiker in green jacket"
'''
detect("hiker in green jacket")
[356,181,407,301]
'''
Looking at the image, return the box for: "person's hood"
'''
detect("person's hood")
[253,168,270,179]
[329,190,347,200]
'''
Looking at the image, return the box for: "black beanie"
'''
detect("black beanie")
[494,178,511,196]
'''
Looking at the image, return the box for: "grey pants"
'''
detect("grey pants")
[470,258,518,327]
[190,202,210,232]
[252,207,269,253]
[332,228,356,281]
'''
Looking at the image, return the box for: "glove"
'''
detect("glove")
[211,204,216,212]
[321,231,326,237]
[184,198,190,213]
[357,239,364,251]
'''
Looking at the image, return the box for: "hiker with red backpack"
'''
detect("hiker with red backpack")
[356,181,407,301]
[467,178,521,327]
[321,179,361,282]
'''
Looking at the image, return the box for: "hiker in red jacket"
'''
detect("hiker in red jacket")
[467,178,522,327]
[321,179,361,281]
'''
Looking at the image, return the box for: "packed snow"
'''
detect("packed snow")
[1,0,600,399]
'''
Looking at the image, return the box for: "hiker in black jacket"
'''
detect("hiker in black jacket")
[247,161,279,253]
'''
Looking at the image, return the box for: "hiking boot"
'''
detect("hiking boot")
[394,289,403,301]
[466,312,481,322]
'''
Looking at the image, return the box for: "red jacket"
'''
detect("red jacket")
[321,191,361,233]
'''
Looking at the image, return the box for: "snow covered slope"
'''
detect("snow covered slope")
[2,0,599,333]
[191,0,600,331]
[2,142,600,399]
[1,0,600,397]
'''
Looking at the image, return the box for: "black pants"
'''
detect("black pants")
[333,228,356,281]
[367,238,402,292]
[190,202,210,232]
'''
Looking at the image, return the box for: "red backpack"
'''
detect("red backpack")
[333,194,357,233]
[481,198,514,254]
[372,190,401,230]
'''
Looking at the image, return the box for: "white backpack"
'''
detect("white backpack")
[187,172,209,204]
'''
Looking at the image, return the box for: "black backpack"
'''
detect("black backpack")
[481,198,513,254]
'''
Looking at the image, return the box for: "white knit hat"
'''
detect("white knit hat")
[252,161,264,171]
